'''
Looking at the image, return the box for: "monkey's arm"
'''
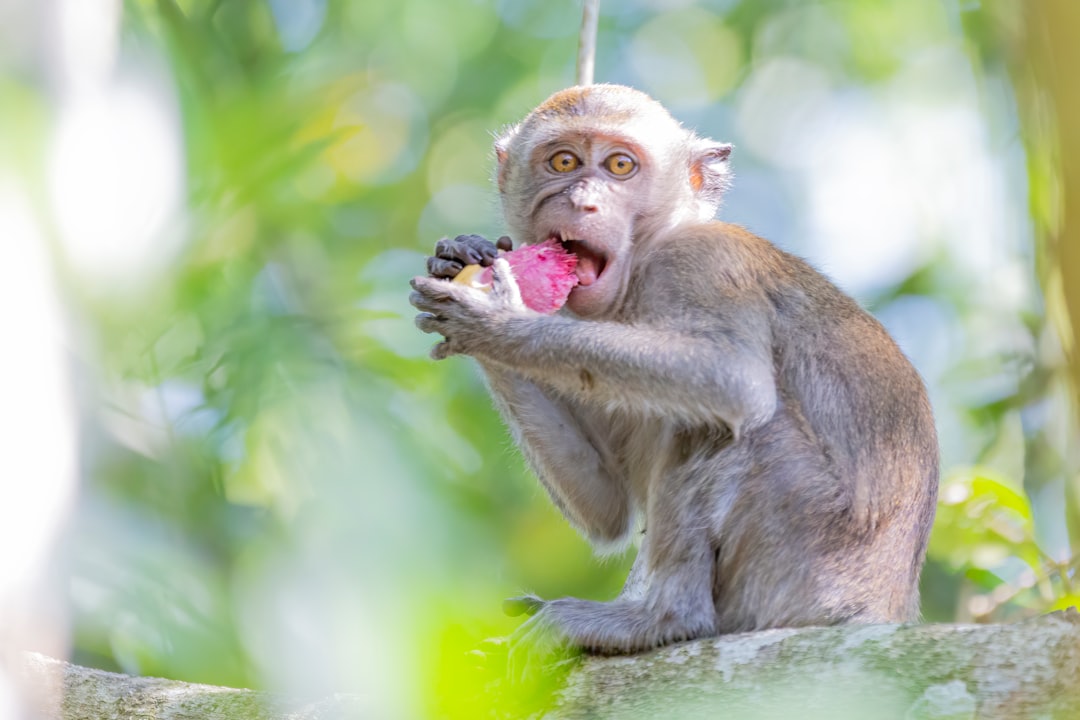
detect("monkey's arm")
[481,363,632,546]
[495,318,775,432]
[411,268,777,435]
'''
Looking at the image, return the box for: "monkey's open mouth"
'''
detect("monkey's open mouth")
[554,235,607,287]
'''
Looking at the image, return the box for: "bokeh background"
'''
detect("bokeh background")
[1,0,1078,717]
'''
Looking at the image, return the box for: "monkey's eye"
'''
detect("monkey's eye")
[549,151,581,173]
[604,153,637,177]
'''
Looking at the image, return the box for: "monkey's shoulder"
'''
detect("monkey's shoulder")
[635,221,794,300]
[632,222,885,338]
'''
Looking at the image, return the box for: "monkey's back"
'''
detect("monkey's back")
[629,222,939,629]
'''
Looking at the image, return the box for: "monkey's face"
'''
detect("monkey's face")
[495,85,733,317]
[521,137,646,317]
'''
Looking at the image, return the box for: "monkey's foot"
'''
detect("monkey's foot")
[509,595,717,680]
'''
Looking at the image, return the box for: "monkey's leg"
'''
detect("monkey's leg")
[483,363,632,546]
[512,515,715,660]
[616,532,649,601]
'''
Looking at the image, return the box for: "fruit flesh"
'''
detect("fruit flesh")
[452,239,579,314]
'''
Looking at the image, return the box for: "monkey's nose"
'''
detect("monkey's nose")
[570,194,599,213]
[569,196,598,213]
[568,182,600,212]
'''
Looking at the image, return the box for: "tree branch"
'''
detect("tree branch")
[544,610,1080,719]
[576,0,600,86]
[18,653,365,720]
[17,611,1080,719]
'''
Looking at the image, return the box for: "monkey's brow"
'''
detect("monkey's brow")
[532,132,644,159]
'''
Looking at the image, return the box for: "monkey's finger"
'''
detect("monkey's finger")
[410,276,456,303]
[434,236,477,265]
[414,275,494,315]
[465,237,500,266]
[496,235,513,252]
[503,595,545,617]
[409,290,452,316]
[452,234,501,265]
[426,256,464,279]
[431,340,461,360]
[414,312,444,335]
[435,234,497,266]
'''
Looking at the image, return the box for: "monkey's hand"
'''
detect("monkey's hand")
[426,234,512,279]
[411,258,534,360]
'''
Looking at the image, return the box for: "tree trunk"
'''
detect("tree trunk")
[19,611,1080,720]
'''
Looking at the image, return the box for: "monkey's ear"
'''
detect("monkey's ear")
[689,141,733,200]
[494,125,519,193]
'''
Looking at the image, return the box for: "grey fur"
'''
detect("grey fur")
[410,85,938,659]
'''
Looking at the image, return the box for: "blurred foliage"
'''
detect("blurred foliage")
[1,0,1078,717]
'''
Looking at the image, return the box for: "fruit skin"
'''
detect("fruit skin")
[452,238,579,314]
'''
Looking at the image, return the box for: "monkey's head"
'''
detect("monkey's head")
[495,84,732,317]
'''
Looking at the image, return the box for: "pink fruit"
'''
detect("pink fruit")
[453,238,578,314]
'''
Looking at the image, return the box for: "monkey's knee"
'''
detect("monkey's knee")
[584,520,633,555]
[561,495,632,552]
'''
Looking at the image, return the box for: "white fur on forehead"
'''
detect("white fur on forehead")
[499,84,693,155]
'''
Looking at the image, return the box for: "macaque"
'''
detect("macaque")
[409,84,939,661]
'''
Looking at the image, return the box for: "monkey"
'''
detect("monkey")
[409,84,939,665]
